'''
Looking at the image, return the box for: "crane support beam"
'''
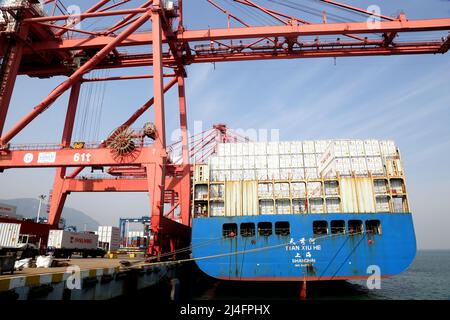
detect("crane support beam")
[16,40,448,77]
[48,81,81,226]
[0,146,163,169]
[176,74,191,226]
[0,24,30,136]
[18,18,450,53]
[147,0,168,256]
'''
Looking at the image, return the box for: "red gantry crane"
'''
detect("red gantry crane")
[0,0,449,256]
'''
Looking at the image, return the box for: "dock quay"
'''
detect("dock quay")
[0,256,183,300]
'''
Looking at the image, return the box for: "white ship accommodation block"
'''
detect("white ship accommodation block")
[193,140,409,217]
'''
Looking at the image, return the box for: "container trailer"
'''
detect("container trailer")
[47,230,106,258]
[0,222,40,258]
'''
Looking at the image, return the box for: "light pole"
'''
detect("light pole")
[37,194,46,223]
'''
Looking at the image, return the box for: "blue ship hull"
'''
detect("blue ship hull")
[191,213,416,281]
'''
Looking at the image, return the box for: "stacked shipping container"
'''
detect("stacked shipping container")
[193,139,409,217]
[124,231,147,248]
[97,226,120,252]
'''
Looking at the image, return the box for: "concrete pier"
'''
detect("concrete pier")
[0,257,180,300]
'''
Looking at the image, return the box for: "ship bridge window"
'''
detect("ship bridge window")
[240,223,256,237]
[275,221,290,236]
[348,220,364,235]
[331,220,345,234]
[366,220,382,235]
[223,223,237,238]
[258,222,273,236]
[313,221,328,236]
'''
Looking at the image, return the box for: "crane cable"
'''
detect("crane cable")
[73,69,108,143]
[131,230,370,269]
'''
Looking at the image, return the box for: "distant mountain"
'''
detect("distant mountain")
[0,198,100,232]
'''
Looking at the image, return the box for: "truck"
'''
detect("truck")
[47,230,106,258]
[0,222,39,259]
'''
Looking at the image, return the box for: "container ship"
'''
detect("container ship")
[191,139,416,282]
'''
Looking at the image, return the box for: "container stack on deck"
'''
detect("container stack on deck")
[123,231,147,248]
[192,140,409,217]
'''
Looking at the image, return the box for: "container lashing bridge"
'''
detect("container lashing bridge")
[0,0,449,258]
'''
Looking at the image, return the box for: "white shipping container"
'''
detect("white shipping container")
[210,184,225,198]
[211,170,221,181]
[259,200,275,214]
[224,143,231,156]
[267,155,280,168]
[268,169,280,180]
[267,141,279,155]
[321,157,352,178]
[315,140,328,153]
[224,157,231,170]
[231,170,243,181]
[386,141,397,156]
[349,140,365,157]
[304,154,316,167]
[307,182,322,197]
[350,157,368,175]
[305,168,319,179]
[243,169,256,181]
[290,141,303,154]
[256,169,268,180]
[97,226,120,251]
[280,155,291,168]
[255,155,267,168]
[217,143,226,156]
[247,143,255,155]
[291,154,304,167]
[254,142,267,155]
[210,201,225,216]
[293,199,307,214]
[310,199,324,213]
[229,143,237,156]
[390,179,404,194]
[195,185,208,199]
[274,182,290,198]
[209,157,219,170]
[47,230,98,250]
[366,156,384,175]
[374,179,388,194]
[258,183,273,198]
[237,156,244,169]
[279,141,291,154]
[376,196,390,212]
[303,141,315,153]
[292,168,305,180]
[247,156,256,168]
[223,170,231,181]
[364,140,381,156]
[276,199,291,214]
[291,182,306,198]
[326,198,341,213]
[279,168,291,180]
[324,181,339,195]
[0,223,21,248]
[235,143,243,156]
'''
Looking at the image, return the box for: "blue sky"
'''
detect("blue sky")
[0,0,449,249]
